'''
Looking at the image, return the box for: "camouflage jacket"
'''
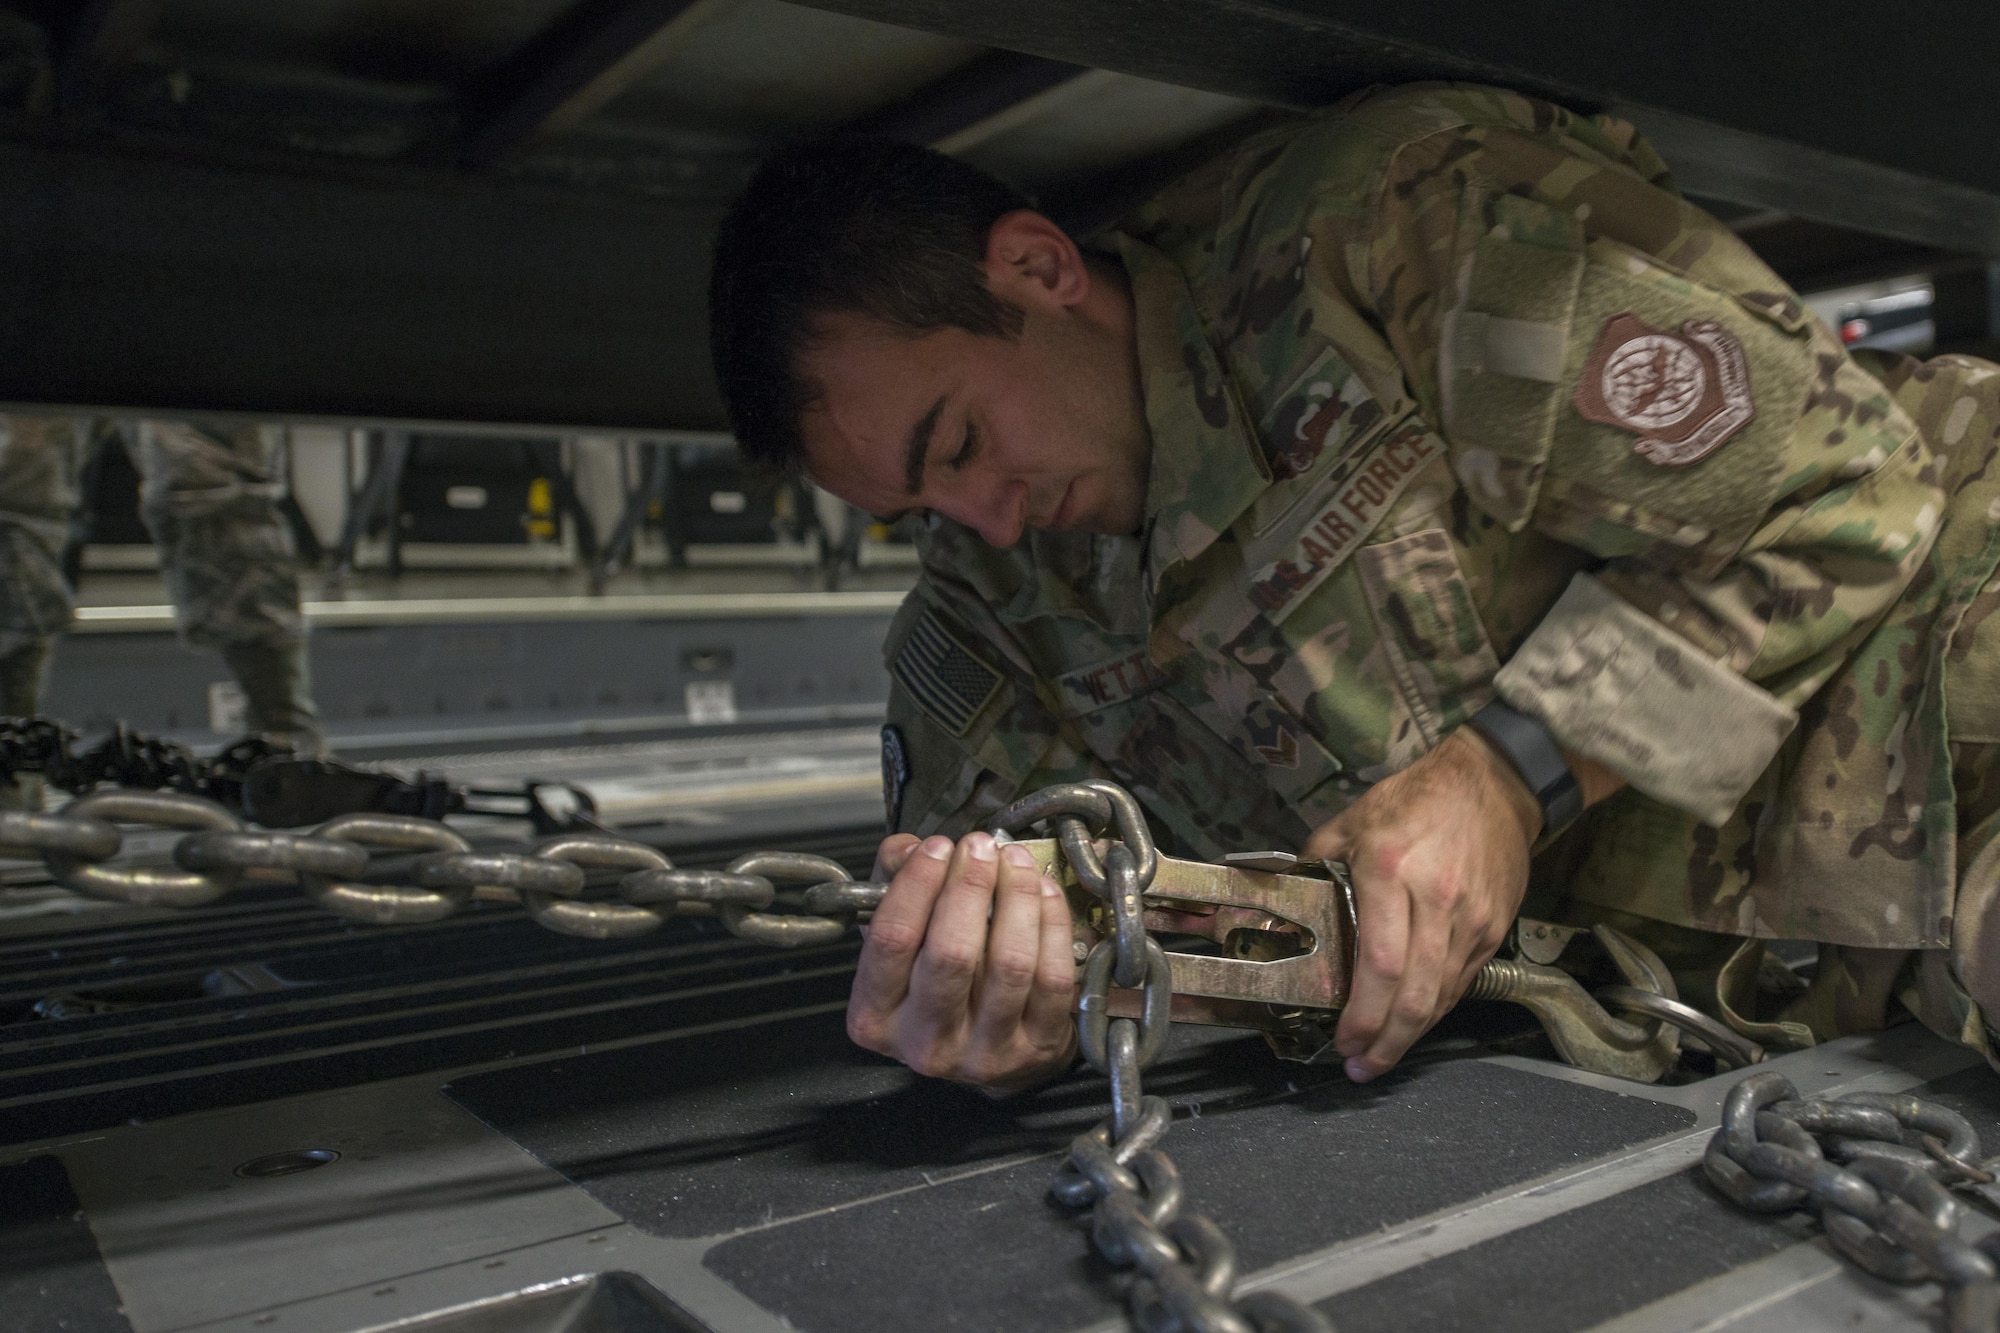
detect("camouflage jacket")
[881,83,2000,951]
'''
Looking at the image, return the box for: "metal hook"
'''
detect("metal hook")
[1464,924,1683,1082]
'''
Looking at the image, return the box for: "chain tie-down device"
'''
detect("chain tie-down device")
[0,760,1758,1077]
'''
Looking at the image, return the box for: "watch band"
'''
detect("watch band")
[1466,698,1585,838]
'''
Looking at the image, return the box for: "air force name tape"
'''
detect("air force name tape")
[1247,420,1444,623]
[1574,310,1755,466]
[891,610,1002,736]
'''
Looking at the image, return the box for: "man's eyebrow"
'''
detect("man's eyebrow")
[902,396,944,498]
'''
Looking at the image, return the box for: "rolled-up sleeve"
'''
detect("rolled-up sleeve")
[1493,572,1795,823]
[1316,87,1942,822]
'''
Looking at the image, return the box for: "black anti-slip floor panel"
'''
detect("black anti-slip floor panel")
[451,1012,1696,1333]
[0,1155,132,1333]
[1326,1167,1814,1332]
[1911,1063,2000,1137]
[1321,1060,2000,1332]
[450,1006,1045,1236]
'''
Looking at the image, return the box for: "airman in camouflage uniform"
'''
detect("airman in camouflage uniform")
[0,415,322,757]
[870,85,2000,1065]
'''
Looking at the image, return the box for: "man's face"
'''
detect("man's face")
[796,251,1150,548]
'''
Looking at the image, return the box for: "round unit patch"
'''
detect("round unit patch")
[1600,333,1707,431]
[1574,310,1757,466]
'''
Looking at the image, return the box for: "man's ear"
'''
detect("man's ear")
[983,210,1089,311]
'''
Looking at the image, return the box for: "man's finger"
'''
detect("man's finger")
[966,842,1049,1053]
[849,835,951,1033]
[872,833,921,882]
[1021,873,1081,1040]
[1301,809,1357,864]
[1447,924,1506,1013]
[905,831,1001,1026]
[1334,865,1409,1071]
[1354,903,1451,1079]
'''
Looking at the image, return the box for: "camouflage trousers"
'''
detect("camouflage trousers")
[0,417,320,748]
[1572,739,1999,1066]
[1544,352,2000,1067]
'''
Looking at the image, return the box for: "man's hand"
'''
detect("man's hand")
[1302,728,1542,1084]
[847,831,1080,1093]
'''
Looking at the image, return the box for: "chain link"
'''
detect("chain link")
[44,789,247,908]
[9,786,882,945]
[0,808,121,861]
[1705,1070,2000,1329]
[720,850,860,948]
[524,834,673,939]
[994,782,1333,1333]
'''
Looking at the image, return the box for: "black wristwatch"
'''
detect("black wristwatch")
[1466,698,1585,839]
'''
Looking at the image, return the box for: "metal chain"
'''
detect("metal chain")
[0,715,598,833]
[0,787,886,944]
[996,779,1333,1333]
[1705,1070,2000,1330]
[0,716,284,807]
[43,765,1952,1331]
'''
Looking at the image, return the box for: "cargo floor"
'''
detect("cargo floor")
[5,728,1997,1333]
[5,1013,1992,1333]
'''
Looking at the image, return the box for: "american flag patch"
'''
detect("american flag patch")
[891,611,1002,737]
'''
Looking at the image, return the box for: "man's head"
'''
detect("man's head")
[708,139,1151,547]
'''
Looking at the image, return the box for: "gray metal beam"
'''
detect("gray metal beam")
[459,0,713,168]
[851,49,1087,146]
[0,132,726,429]
[783,0,2000,258]
[1631,108,2000,259]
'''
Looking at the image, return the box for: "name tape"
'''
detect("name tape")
[1247,422,1443,623]
[1055,648,1167,717]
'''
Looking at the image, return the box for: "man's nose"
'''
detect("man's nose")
[946,479,1025,549]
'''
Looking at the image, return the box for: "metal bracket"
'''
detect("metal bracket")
[1032,840,1768,1080]
[1013,839,1353,1023]
[1513,916,1582,966]
[1027,838,1754,1083]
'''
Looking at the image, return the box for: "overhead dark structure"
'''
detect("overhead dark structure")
[0,136,727,429]
[852,48,1087,145]
[0,0,1992,429]
[788,0,2000,255]
[459,0,715,168]
[50,0,162,113]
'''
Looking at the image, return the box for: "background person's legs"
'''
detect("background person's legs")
[0,417,86,807]
[129,421,324,753]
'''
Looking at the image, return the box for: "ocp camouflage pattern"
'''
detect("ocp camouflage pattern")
[880,84,1999,1015]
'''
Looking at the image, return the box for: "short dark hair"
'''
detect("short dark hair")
[708,138,1030,471]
